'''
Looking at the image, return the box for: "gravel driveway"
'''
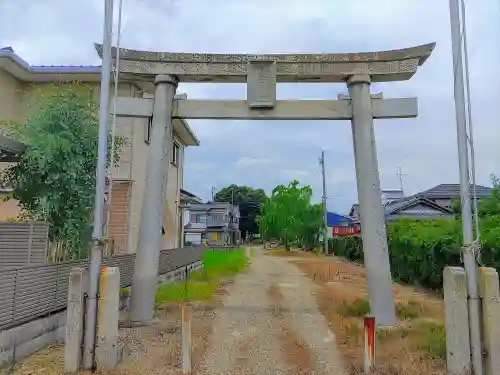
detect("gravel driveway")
[198,246,346,375]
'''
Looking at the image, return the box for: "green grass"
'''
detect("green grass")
[155,248,248,305]
[415,320,446,359]
[338,298,421,320]
[338,298,371,317]
[395,300,422,320]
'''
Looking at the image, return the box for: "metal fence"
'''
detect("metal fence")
[0,222,49,267]
[0,246,204,331]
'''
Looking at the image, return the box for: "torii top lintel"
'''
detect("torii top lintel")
[95,43,435,84]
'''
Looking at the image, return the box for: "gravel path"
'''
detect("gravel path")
[198,247,346,375]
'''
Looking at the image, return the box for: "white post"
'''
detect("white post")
[448,1,483,373]
[84,0,114,369]
[347,74,396,326]
[181,304,192,374]
[130,74,178,322]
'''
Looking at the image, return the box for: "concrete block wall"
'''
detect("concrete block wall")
[0,261,204,369]
[0,311,66,368]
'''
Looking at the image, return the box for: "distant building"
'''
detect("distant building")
[349,183,492,222]
[326,212,360,238]
[184,202,241,246]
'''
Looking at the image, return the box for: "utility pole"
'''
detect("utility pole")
[396,166,405,194]
[319,151,329,255]
[449,0,483,374]
[83,0,114,370]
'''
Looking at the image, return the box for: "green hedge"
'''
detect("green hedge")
[330,215,500,290]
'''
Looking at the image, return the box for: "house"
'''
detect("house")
[349,183,492,222]
[184,202,241,246]
[0,46,200,253]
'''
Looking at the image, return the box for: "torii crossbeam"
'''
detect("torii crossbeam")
[98,42,436,327]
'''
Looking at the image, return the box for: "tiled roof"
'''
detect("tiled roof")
[415,183,492,199]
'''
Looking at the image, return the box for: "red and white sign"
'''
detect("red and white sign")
[332,225,361,237]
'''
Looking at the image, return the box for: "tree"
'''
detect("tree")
[478,175,500,216]
[214,184,267,236]
[258,180,323,250]
[2,84,122,258]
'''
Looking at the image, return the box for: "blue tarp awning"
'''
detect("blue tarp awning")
[326,212,355,227]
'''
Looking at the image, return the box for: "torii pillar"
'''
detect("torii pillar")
[129,74,178,322]
[347,74,395,325]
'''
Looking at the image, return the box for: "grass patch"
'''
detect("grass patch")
[155,280,217,304]
[155,248,248,305]
[415,321,446,359]
[338,298,371,317]
[395,300,422,320]
[337,298,421,320]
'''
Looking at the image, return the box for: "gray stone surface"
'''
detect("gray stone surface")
[443,266,471,375]
[129,75,178,323]
[94,43,435,83]
[348,74,396,326]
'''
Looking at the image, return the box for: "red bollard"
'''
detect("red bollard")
[364,315,375,374]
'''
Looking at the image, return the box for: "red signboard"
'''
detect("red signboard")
[332,225,361,237]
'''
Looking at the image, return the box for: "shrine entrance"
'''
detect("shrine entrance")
[100,42,436,327]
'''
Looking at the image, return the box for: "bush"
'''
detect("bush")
[330,215,500,290]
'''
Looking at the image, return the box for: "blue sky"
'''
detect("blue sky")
[1,0,499,213]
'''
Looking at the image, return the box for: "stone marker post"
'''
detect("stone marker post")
[65,267,88,373]
[479,267,500,375]
[443,266,471,375]
[96,267,121,369]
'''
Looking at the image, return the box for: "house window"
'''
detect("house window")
[172,142,180,165]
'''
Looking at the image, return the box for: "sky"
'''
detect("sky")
[1,0,499,213]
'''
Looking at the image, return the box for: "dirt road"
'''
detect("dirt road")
[198,246,345,375]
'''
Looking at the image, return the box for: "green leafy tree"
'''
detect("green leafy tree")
[3,84,123,258]
[258,180,323,250]
[214,184,267,236]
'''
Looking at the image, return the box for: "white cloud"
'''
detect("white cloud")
[233,157,272,168]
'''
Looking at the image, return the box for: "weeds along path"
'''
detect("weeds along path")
[198,246,345,375]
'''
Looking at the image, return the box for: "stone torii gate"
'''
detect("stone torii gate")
[98,42,436,326]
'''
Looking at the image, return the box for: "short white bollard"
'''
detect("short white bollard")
[364,315,375,374]
[65,267,88,373]
[181,304,192,374]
